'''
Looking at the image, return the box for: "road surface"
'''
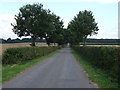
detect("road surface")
[3,47,97,88]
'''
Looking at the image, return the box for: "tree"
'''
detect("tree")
[43,13,65,46]
[67,19,83,45]
[68,10,99,45]
[51,14,64,45]
[11,3,51,46]
[40,13,55,46]
[7,38,11,41]
[77,10,99,45]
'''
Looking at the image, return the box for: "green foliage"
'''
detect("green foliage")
[43,13,65,46]
[72,49,118,88]
[73,46,119,81]
[68,10,99,45]
[2,47,59,64]
[11,3,100,46]
[11,3,54,46]
[11,3,66,46]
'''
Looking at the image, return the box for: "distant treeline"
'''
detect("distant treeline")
[0,38,120,45]
[80,39,120,45]
[0,38,45,43]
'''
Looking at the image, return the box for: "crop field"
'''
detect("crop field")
[0,43,49,55]
[80,45,120,47]
[0,43,119,55]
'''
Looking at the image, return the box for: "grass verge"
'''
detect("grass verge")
[72,49,118,88]
[2,49,60,84]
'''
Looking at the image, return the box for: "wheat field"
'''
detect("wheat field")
[85,45,120,47]
[80,45,120,47]
[1,43,119,55]
[0,43,49,55]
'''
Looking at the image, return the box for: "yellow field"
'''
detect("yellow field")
[0,43,49,55]
[80,45,120,47]
[1,43,119,55]
[86,45,120,47]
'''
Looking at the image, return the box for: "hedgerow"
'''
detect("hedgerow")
[2,46,60,64]
[72,46,119,80]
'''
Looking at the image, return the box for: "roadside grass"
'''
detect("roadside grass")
[0,55,2,85]
[72,49,118,88]
[0,64,1,85]
[2,49,60,84]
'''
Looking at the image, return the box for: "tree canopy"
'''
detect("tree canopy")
[68,10,99,45]
[12,3,54,46]
[11,3,99,46]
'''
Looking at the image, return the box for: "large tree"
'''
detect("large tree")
[52,14,64,45]
[68,19,83,45]
[44,13,65,46]
[68,10,99,45]
[11,3,51,46]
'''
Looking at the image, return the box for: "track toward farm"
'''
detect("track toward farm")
[3,47,97,88]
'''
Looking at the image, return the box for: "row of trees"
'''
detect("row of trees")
[12,3,99,46]
[12,3,67,46]
[2,38,119,45]
[1,38,45,43]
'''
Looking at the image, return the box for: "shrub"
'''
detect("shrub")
[2,46,59,64]
[73,46,119,79]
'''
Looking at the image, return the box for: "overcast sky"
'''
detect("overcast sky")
[0,0,119,39]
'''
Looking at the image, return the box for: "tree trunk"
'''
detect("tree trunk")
[83,36,87,46]
[54,43,55,46]
[45,37,51,47]
[31,36,36,46]
[46,39,50,46]
[47,42,50,46]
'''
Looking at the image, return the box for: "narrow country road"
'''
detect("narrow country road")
[3,47,97,88]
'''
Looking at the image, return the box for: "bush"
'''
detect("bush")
[73,46,119,79]
[2,46,60,64]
